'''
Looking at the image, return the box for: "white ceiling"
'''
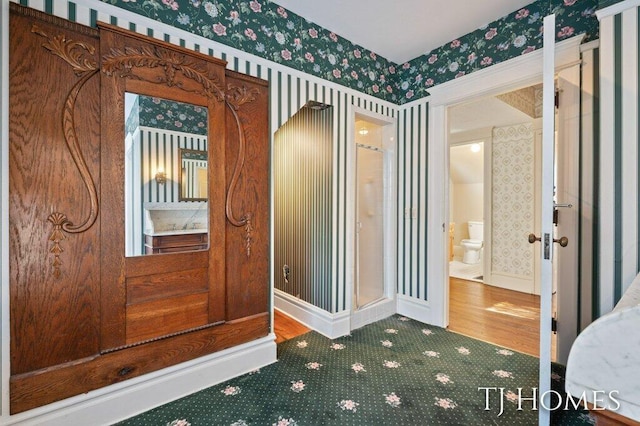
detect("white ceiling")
[270,0,533,64]
[449,96,532,134]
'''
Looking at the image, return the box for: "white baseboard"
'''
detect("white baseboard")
[350,298,396,330]
[3,335,277,426]
[488,272,538,295]
[274,289,350,339]
[397,294,441,326]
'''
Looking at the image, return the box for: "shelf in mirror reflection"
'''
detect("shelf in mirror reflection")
[145,229,208,237]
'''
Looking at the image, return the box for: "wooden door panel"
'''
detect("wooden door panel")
[9,6,102,375]
[126,267,208,305]
[126,292,209,344]
[225,71,270,321]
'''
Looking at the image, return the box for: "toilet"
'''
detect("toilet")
[461,221,483,264]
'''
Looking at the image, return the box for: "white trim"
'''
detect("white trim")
[1,336,276,426]
[427,103,448,328]
[599,14,616,314]
[396,294,438,325]
[489,273,536,294]
[596,0,640,20]
[580,39,600,52]
[274,289,350,339]
[428,36,585,107]
[483,129,494,292]
[621,8,639,293]
[579,48,596,330]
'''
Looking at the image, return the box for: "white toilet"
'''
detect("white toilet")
[461,221,483,264]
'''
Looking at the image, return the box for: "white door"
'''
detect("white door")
[537,14,563,425]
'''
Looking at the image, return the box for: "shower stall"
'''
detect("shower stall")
[355,143,385,309]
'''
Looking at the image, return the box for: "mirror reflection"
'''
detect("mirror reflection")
[179,148,208,201]
[124,93,209,257]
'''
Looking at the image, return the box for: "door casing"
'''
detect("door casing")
[425,35,584,355]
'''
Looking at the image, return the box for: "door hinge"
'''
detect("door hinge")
[555,88,560,108]
[551,316,558,333]
[544,233,551,259]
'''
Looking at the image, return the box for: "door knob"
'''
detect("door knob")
[528,233,568,247]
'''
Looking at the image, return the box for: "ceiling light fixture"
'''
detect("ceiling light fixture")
[358,127,369,135]
[470,143,481,153]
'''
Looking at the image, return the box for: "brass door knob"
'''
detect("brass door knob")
[528,233,568,247]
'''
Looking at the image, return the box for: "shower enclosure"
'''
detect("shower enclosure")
[354,142,385,309]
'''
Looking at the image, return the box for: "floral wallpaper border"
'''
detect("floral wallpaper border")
[103,0,600,105]
[140,96,208,135]
[396,0,598,102]
[127,95,208,136]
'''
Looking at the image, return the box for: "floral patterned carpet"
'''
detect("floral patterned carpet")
[117,315,594,425]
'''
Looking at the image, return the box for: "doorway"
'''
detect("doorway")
[426,36,583,365]
[349,110,396,330]
[446,86,543,356]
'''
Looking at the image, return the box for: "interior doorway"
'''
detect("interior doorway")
[446,85,543,356]
[426,36,583,365]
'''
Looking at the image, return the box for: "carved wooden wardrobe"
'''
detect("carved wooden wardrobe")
[9,4,270,413]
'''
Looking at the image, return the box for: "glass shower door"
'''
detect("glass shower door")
[355,144,385,309]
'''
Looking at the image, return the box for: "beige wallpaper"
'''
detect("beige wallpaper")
[491,123,535,277]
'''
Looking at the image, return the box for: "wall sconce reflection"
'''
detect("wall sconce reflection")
[155,170,167,185]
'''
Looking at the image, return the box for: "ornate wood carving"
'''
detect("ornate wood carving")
[33,24,100,278]
[225,84,260,257]
[101,46,225,101]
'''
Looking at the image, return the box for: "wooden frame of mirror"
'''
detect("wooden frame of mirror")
[99,23,227,350]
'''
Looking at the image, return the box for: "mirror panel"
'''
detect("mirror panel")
[124,93,209,257]
[179,148,208,201]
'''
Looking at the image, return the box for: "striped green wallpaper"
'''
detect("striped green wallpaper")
[273,105,334,311]
[396,101,429,301]
[597,0,640,315]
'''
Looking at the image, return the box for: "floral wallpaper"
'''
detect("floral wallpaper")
[101,0,399,102]
[491,123,535,278]
[103,0,599,105]
[395,0,599,102]
[138,96,208,135]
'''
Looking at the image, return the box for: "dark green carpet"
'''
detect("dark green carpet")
[117,315,595,425]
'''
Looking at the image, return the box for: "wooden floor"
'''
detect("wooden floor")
[448,277,541,357]
[274,310,310,344]
[274,281,548,358]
